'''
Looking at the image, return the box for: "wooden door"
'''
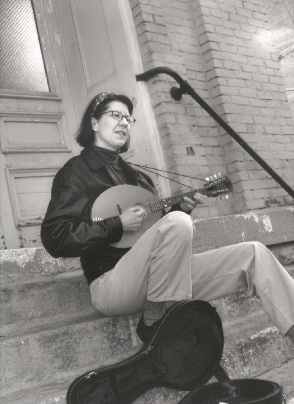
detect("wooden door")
[0,0,79,248]
[0,0,162,249]
[55,0,159,168]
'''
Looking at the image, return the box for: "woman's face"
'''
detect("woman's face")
[92,101,131,151]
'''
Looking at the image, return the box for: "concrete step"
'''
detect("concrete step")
[1,245,293,337]
[2,386,294,404]
[222,326,294,394]
[258,357,294,398]
[1,247,294,403]
[2,379,294,404]
[0,247,80,283]
[0,313,140,395]
[0,270,93,336]
[0,275,262,338]
[1,307,293,402]
[0,380,69,404]
[0,247,91,336]
[1,335,293,403]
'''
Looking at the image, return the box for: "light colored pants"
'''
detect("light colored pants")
[90,211,294,335]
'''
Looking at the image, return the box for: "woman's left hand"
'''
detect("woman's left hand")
[180,192,206,213]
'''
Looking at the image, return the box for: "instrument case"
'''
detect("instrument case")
[66,300,285,404]
[179,379,285,404]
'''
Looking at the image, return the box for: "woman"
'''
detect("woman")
[41,92,294,344]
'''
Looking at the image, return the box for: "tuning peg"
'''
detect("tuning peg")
[214,174,218,179]
[218,173,221,177]
[225,194,229,199]
[205,177,210,182]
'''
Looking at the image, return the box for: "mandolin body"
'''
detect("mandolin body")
[92,185,163,248]
[92,176,232,248]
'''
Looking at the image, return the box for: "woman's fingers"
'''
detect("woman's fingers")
[120,205,146,231]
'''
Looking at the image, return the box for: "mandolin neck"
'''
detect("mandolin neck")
[149,188,204,213]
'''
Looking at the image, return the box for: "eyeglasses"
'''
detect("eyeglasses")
[98,110,136,126]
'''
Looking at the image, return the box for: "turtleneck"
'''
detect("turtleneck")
[91,145,119,166]
[90,144,130,184]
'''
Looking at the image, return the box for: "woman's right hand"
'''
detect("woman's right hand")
[120,205,146,232]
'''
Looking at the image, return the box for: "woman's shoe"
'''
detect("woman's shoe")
[136,315,161,344]
[136,301,189,344]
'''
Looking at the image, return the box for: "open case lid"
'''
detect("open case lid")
[179,379,285,404]
[67,300,225,404]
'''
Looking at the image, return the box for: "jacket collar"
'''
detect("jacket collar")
[81,146,117,170]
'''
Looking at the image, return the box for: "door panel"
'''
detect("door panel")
[58,0,158,166]
[5,167,58,226]
[70,0,117,90]
[0,112,70,152]
[0,0,78,248]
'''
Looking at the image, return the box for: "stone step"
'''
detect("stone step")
[0,380,69,404]
[0,247,90,336]
[1,245,293,337]
[0,248,80,283]
[2,377,294,404]
[0,273,263,337]
[222,327,294,395]
[2,285,293,402]
[2,275,293,343]
[1,308,293,402]
[1,343,293,403]
[3,385,294,404]
[1,243,294,403]
[0,313,140,397]
[258,357,294,399]
[3,388,294,404]
[1,268,293,339]
[0,270,93,336]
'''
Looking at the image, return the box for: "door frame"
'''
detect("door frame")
[119,0,171,198]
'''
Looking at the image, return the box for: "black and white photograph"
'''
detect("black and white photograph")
[1,1,294,403]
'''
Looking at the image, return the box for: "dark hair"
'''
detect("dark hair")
[75,93,134,152]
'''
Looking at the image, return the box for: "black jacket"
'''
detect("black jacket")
[41,146,157,284]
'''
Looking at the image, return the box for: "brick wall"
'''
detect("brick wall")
[130,0,294,214]
[266,0,294,116]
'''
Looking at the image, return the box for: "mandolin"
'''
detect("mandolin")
[91,175,232,248]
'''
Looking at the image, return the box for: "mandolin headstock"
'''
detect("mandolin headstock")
[203,174,233,198]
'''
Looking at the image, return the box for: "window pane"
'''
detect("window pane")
[0,0,49,92]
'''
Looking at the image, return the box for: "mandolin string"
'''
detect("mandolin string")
[136,165,193,188]
[131,163,207,183]
[131,163,197,189]
[131,162,196,210]
[130,163,230,208]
